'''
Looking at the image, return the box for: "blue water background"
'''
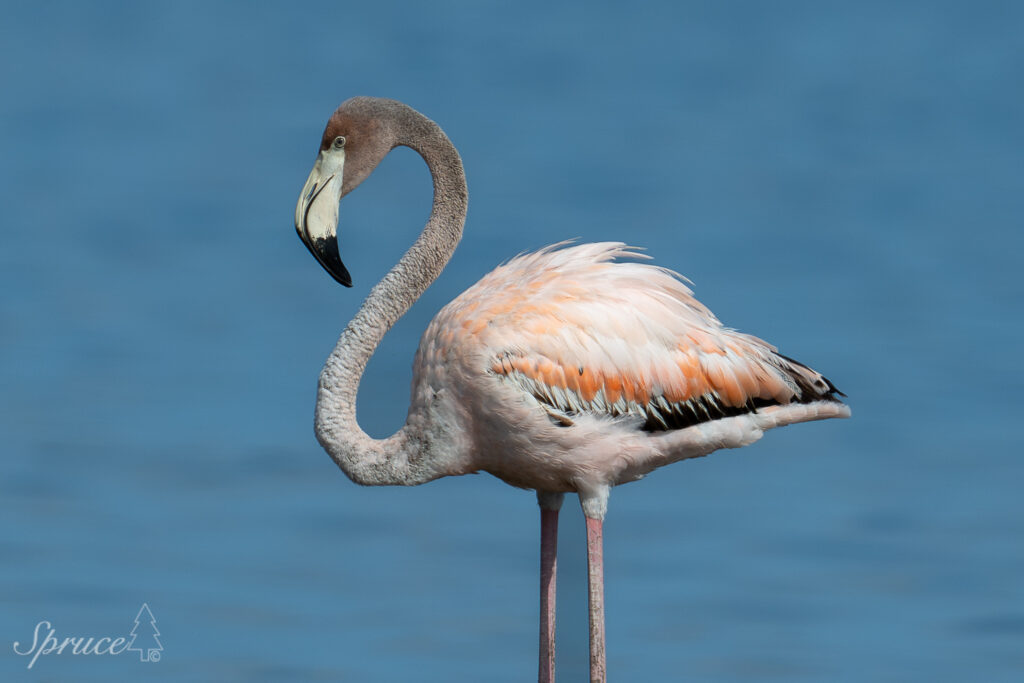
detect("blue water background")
[2,1,1022,680]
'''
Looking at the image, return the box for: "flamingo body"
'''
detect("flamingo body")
[413,241,848,512]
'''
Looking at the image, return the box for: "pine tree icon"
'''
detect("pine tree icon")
[127,603,163,662]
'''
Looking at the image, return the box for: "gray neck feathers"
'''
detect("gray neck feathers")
[314,105,468,486]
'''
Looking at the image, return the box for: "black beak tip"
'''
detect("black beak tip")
[297,224,354,288]
[308,236,352,288]
[335,265,353,288]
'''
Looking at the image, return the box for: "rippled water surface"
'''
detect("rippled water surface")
[2,2,1022,681]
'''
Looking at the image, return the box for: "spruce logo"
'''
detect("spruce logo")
[12,603,163,669]
[126,603,163,662]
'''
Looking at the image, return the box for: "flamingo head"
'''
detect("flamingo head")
[294,97,400,287]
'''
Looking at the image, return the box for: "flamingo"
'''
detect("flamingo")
[295,96,850,682]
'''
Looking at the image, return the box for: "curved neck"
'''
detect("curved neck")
[314,111,468,486]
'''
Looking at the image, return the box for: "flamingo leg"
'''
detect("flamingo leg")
[537,492,563,683]
[585,515,606,683]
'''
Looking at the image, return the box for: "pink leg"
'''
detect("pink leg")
[585,516,606,683]
[538,492,563,683]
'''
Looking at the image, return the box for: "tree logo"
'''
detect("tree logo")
[126,604,162,662]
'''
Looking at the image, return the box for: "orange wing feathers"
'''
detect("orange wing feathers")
[426,243,842,431]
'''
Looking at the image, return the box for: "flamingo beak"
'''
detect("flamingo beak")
[295,151,353,287]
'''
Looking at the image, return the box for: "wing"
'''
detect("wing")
[427,242,843,431]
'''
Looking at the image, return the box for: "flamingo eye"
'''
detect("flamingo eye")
[333,136,346,149]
